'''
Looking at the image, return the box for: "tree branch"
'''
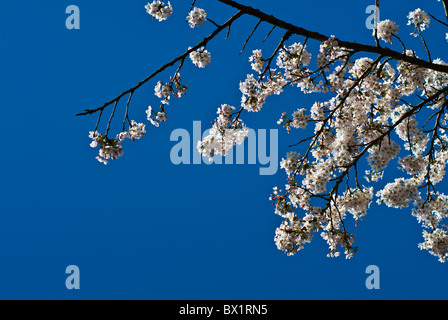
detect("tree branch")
[442,0,448,22]
[217,0,448,73]
[76,10,244,117]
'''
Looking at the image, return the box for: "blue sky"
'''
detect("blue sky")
[0,0,447,299]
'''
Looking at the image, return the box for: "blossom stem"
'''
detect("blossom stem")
[76,10,244,117]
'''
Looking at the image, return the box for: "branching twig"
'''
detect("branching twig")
[263,25,276,42]
[240,19,262,54]
[76,10,244,117]
[216,0,448,73]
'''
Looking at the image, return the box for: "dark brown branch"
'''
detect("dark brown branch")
[122,91,133,132]
[189,0,198,12]
[442,0,448,22]
[373,0,380,47]
[217,0,448,74]
[76,10,244,117]
[417,28,431,62]
[428,13,448,27]
[240,19,262,54]
[105,100,118,137]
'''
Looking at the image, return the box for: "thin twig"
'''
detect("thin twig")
[263,25,276,42]
[122,91,134,132]
[105,100,119,137]
[240,19,262,54]
[77,11,244,117]
[428,13,448,27]
[417,28,431,62]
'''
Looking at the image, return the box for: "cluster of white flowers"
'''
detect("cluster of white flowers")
[197,104,249,159]
[280,152,301,176]
[340,187,374,221]
[349,57,374,79]
[275,42,324,93]
[89,120,146,165]
[189,47,212,68]
[277,42,311,71]
[146,105,167,127]
[367,140,401,172]
[249,49,264,73]
[153,73,188,107]
[398,154,427,176]
[154,80,172,105]
[187,7,207,28]
[396,50,425,88]
[239,72,287,112]
[264,23,448,260]
[128,120,146,139]
[407,8,430,35]
[376,19,399,43]
[277,109,309,133]
[317,36,342,69]
[321,229,356,258]
[291,108,310,129]
[376,178,420,208]
[274,216,314,256]
[413,196,448,230]
[419,228,448,263]
[145,1,173,21]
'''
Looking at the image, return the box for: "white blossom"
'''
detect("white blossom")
[197,104,249,159]
[187,7,207,28]
[249,49,264,73]
[129,120,146,140]
[419,228,448,263]
[89,131,125,165]
[376,178,420,208]
[407,8,430,35]
[376,19,399,43]
[189,47,211,68]
[145,1,173,22]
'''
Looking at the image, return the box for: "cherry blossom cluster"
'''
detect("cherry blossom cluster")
[146,105,167,127]
[189,47,212,68]
[276,42,323,93]
[153,73,188,106]
[414,193,448,262]
[89,120,146,165]
[147,73,188,128]
[316,35,347,71]
[145,1,173,22]
[277,109,309,133]
[419,228,448,263]
[239,72,287,112]
[197,104,249,159]
[376,19,399,43]
[258,14,448,260]
[407,8,431,35]
[187,7,207,28]
[249,49,264,73]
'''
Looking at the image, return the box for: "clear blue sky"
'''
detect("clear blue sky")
[0,0,447,299]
